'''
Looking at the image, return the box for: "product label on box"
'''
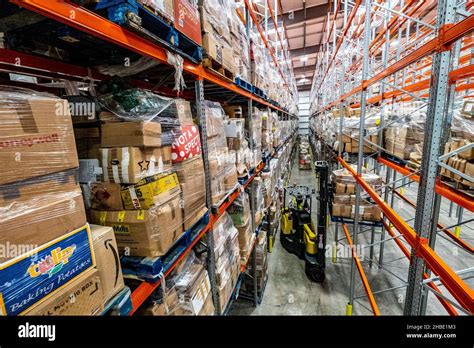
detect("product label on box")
[0,225,94,316]
[171,126,202,163]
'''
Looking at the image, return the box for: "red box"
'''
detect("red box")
[171,125,202,163]
[173,0,202,45]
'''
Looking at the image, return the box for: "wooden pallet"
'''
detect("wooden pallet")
[202,57,235,82]
[406,160,421,172]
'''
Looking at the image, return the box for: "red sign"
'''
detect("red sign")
[171,125,202,163]
[173,0,202,45]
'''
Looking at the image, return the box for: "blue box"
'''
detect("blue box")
[0,224,95,316]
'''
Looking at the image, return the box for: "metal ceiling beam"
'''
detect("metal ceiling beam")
[293,66,316,75]
[290,44,322,57]
[282,4,328,24]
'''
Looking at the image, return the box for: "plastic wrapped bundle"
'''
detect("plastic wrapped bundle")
[0,86,79,185]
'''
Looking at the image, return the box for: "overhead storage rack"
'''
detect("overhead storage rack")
[309,0,473,316]
[0,0,299,316]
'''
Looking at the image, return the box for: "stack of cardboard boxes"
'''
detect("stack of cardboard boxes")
[80,96,206,258]
[212,213,241,313]
[0,89,124,315]
[228,192,254,264]
[440,138,474,188]
[144,260,215,316]
[204,101,238,204]
[240,231,268,295]
[199,0,236,76]
[331,167,382,222]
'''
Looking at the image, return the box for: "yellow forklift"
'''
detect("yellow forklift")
[280,161,328,283]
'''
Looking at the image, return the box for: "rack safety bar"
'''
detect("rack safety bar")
[338,156,474,314]
[342,224,380,316]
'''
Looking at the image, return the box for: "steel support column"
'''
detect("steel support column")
[403,0,456,316]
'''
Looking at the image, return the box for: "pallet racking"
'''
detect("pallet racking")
[309,0,473,315]
[0,0,298,315]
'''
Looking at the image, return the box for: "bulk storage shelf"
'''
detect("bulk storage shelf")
[0,0,299,317]
[3,0,297,117]
[309,0,474,316]
[129,133,296,314]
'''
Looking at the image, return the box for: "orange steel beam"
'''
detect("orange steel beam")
[11,0,288,113]
[341,224,380,316]
[338,157,474,313]
[129,158,269,314]
[129,218,213,315]
[391,189,474,254]
[371,0,427,54]
[382,220,458,315]
[369,0,418,52]
[244,0,288,87]
[378,157,474,212]
[318,15,474,111]
[316,0,363,94]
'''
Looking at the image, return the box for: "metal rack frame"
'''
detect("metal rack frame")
[309,0,474,315]
[0,0,299,315]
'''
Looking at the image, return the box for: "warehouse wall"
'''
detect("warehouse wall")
[298,90,310,135]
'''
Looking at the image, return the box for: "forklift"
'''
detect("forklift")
[280,161,329,283]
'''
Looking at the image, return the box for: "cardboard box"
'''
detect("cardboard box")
[173,0,202,45]
[99,146,171,183]
[335,182,356,194]
[0,225,95,316]
[90,195,184,257]
[0,95,78,185]
[89,182,124,210]
[121,172,181,210]
[462,162,474,188]
[23,268,103,316]
[91,225,125,306]
[0,172,87,262]
[332,203,352,218]
[174,155,204,183]
[224,106,243,118]
[101,122,162,148]
[170,125,202,163]
[74,126,101,159]
[202,32,222,63]
[174,264,212,315]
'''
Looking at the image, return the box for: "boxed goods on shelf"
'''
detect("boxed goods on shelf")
[98,146,172,184]
[91,224,125,306]
[24,268,103,316]
[0,170,87,259]
[331,166,382,222]
[101,121,162,147]
[90,195,183,257]
[173,0,202,45]
[0,88,79,185]
[144,255,214,316]
[74,126,101,159]
[212,212,240,313]
[0,225,95,316]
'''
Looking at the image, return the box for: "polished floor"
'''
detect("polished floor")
[230,153,473,316]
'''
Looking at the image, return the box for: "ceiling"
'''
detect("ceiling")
[267,0,336,92]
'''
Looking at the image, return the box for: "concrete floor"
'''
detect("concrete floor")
[230,153,473,316]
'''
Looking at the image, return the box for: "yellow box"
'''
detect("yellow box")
[121,172,181,210]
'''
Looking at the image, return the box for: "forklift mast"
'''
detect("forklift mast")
[315,161,329,269]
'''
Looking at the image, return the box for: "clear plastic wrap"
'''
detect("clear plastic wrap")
[143,253,215,316]
[0,86,79,185]
[82,92,207,258]
[452,99,474,141]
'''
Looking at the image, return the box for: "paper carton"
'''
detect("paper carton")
[91,225,125,306]
[101,121,162,147]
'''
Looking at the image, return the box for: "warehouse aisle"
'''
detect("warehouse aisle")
[231,158,350,315]
[231,155,474,316]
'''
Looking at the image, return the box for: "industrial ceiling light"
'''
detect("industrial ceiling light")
[390,40,399,47]
[301,56,308,62]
